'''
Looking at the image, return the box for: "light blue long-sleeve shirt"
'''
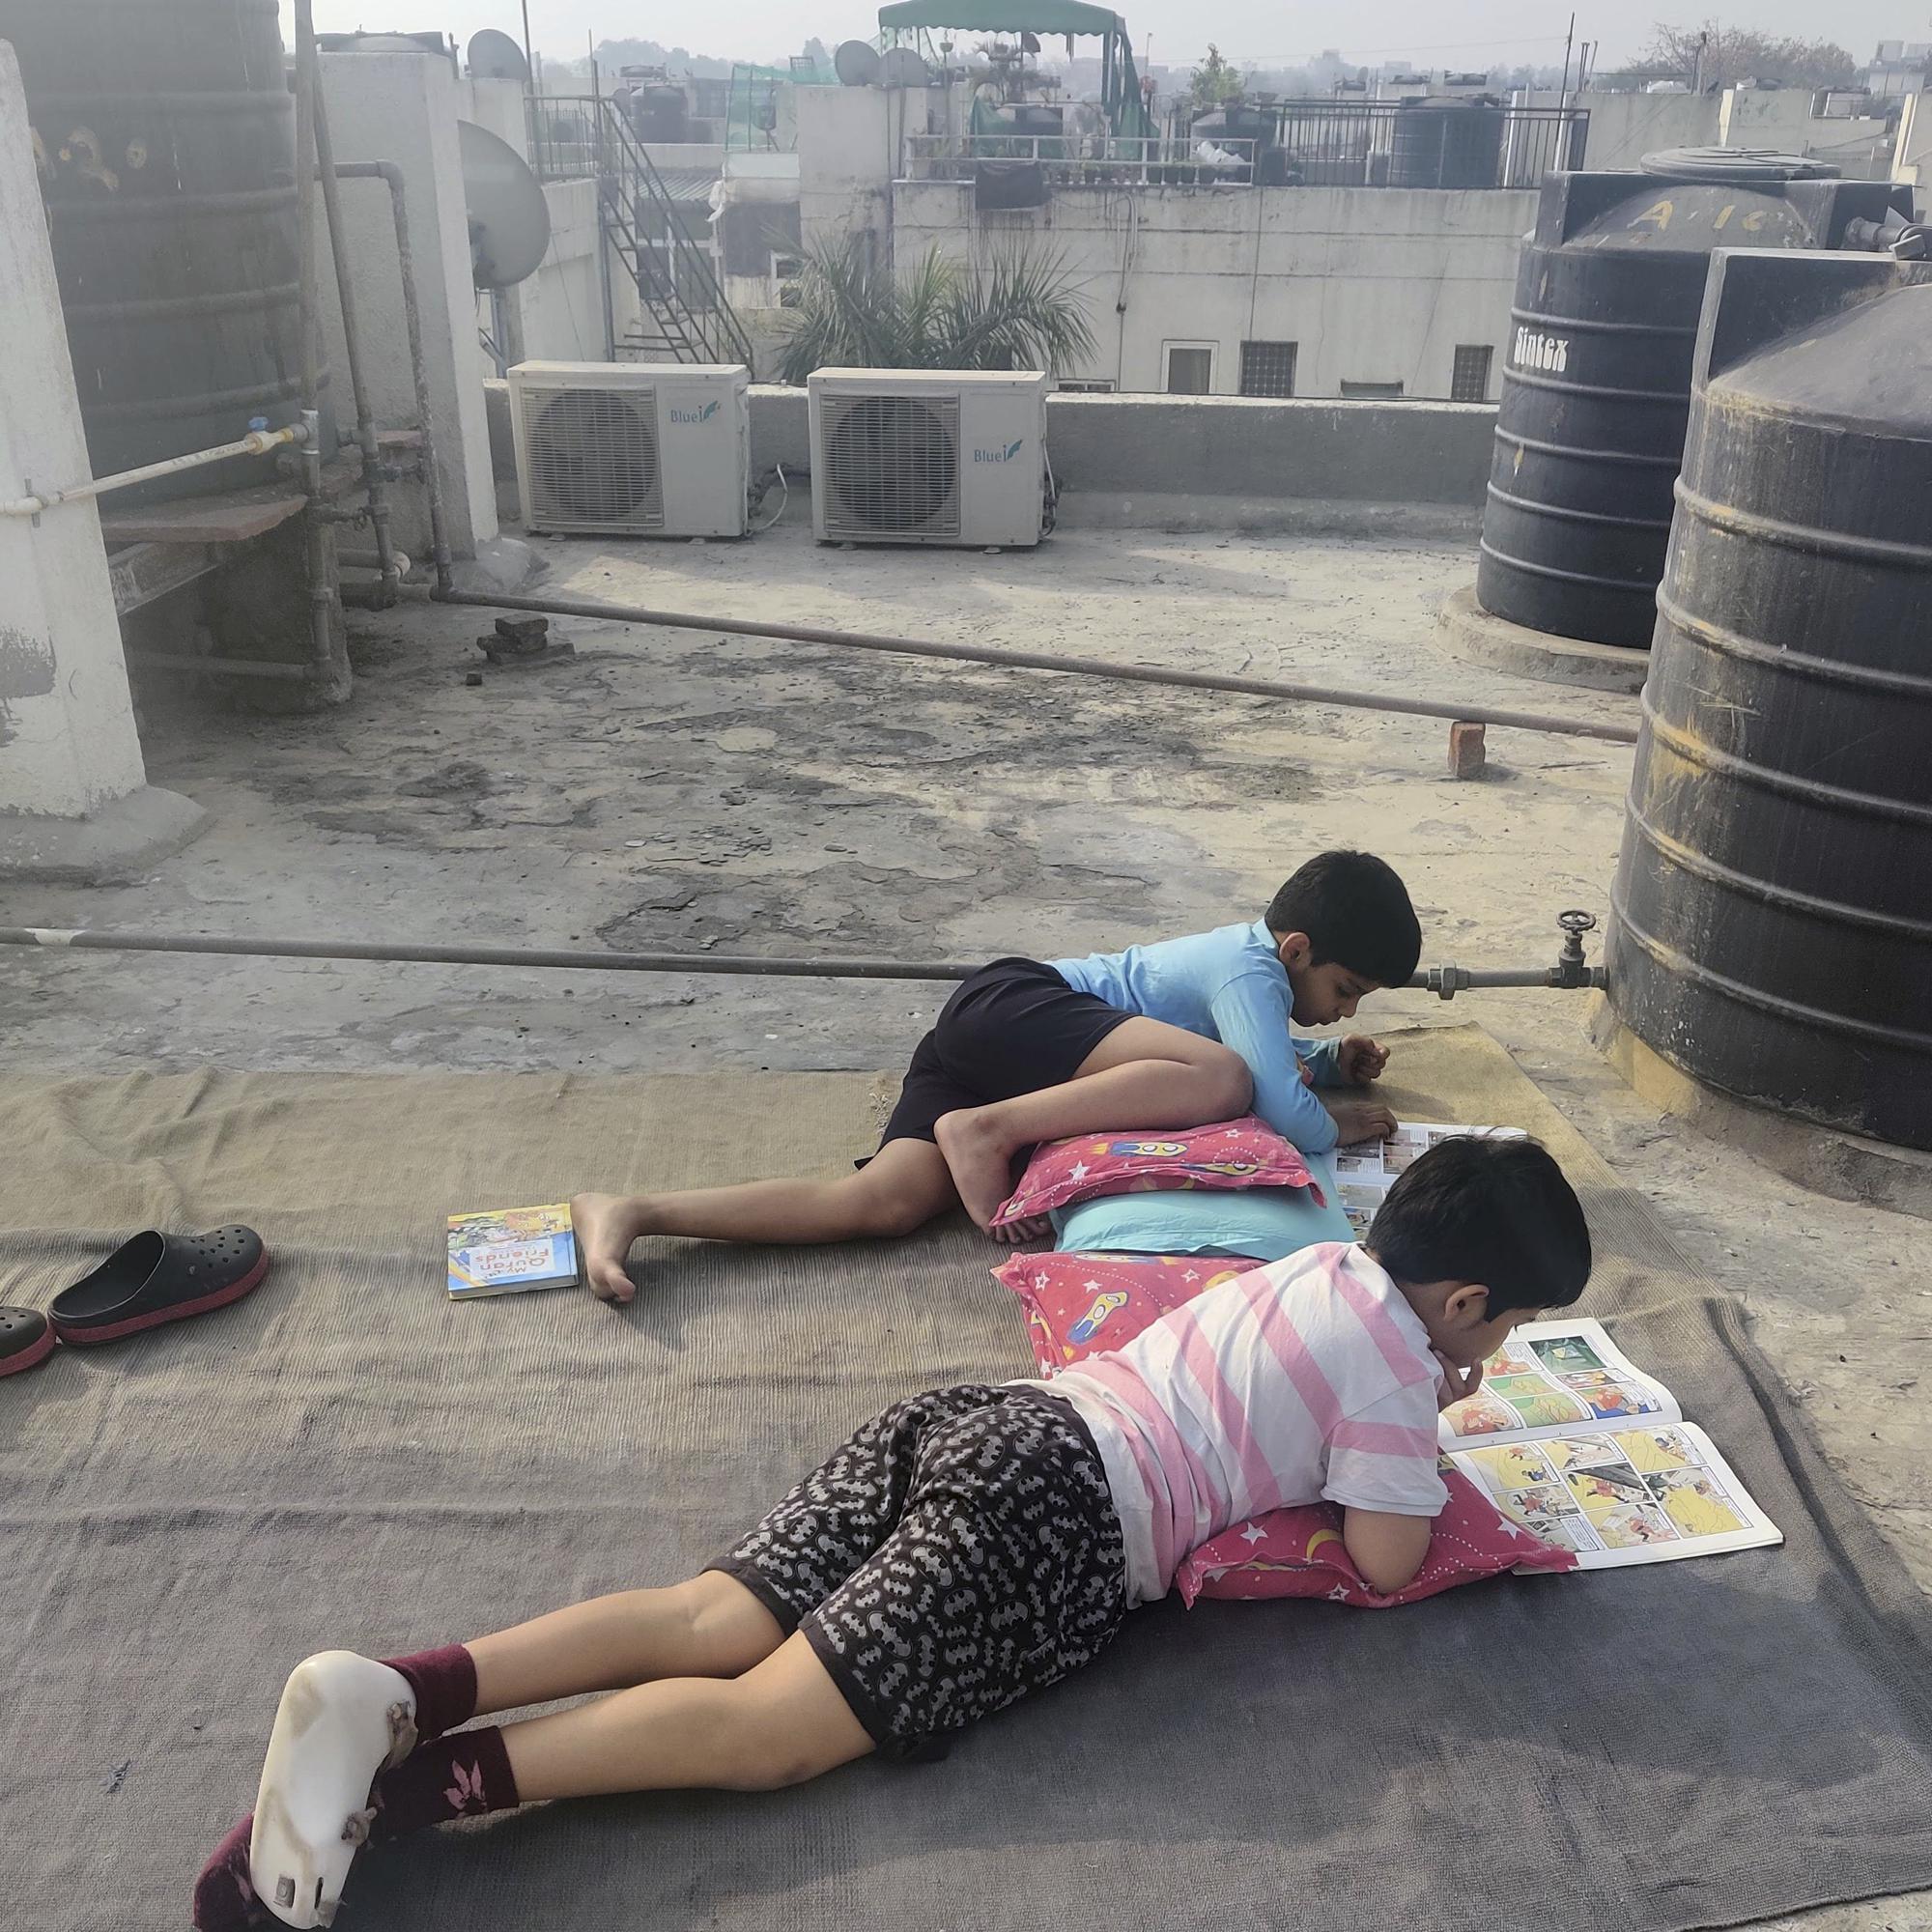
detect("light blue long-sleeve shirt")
[1050,919,1343,1153]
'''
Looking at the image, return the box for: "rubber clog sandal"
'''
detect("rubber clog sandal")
[249,1651,417,1929]
[49,1227,269,1347]
[0,1307,55,1378]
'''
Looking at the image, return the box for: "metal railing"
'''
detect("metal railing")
[909,107,1586,189]
[905,132,1262,186]
[1264,100,1588,189]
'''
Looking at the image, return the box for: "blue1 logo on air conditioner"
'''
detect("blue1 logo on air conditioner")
[973,438,1026,465]
[669,399,723,425]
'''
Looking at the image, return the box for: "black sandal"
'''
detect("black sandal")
[0,1307,55,1378]
[49,1228,270,1347]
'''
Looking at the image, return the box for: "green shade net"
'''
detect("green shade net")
[879,0,1154,140]
[878,0,1123,33]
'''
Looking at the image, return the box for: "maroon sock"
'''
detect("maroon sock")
[379,1643,477,1745]
[372,1726,520,1839]
[192,1815,271,1932]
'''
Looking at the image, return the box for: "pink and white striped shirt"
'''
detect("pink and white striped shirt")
[1019,1242,1447,1605]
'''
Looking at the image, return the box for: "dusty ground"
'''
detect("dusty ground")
[5,521,1930,1928]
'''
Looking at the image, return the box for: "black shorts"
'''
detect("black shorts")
[709,1385,1129,1755]
[879,957,1133,1148]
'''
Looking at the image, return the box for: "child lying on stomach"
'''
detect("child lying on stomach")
[195,1134,1590,1931]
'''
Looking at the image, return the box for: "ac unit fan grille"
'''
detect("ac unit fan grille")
[821,392,960,539]
[521,385,665,530]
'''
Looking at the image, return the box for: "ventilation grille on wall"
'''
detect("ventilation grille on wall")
[518,384,665,531]
[818,391,961,539]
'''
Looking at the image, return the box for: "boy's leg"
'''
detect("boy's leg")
[936,1014,1253,1228]
[573,1136,956,1304]
[467,1569,788,1710]
[194,1575,792,1929]
[500,1631,872,1799]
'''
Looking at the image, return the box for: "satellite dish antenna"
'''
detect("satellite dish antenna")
[467,28,530,82]
[880,45,931,88]
[835,39,882,86]
[459,119,551,289]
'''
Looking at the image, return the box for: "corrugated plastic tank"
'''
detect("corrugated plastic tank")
[1607,250,1932,1149]
[3,0,312,493]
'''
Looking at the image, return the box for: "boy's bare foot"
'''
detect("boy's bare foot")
[570,1192,656,1305]
[933,1108,1017,1232]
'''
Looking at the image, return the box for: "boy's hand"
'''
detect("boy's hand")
[1322,1095,1399,1144]
[1433,1350,1485,1411]
[1336,1036,1388,1084]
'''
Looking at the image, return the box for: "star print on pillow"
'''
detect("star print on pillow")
[992,1250,1266,1370]
[991,1116,1322,1229]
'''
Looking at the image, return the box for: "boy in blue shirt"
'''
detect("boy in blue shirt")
[573,849,1420,1301]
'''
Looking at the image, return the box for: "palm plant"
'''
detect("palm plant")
[776,236,1097,384]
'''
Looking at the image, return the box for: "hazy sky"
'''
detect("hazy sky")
[285,0,1918,73]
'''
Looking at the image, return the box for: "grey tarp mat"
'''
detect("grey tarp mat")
[5,1026,1932,1932]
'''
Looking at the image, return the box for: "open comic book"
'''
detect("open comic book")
[1439,1318,1783,1570]
[1331,1122,1527,1235]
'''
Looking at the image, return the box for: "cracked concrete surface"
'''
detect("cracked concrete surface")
[4,521,1930,1929]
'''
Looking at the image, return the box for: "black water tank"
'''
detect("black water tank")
[1476,162,1912,647]
[1607,251,1932,1149]
[635,84,689,144]
[4,0,311,495]
[1389,100,1504,188]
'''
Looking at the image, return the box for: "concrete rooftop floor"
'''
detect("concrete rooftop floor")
[5,521,1930,1931]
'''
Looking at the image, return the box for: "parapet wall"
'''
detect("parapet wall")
[486,382,1496,534]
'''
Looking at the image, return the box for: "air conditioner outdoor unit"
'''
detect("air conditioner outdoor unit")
[809,368,1051,548]
[508,361,750,537]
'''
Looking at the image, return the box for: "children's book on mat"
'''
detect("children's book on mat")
[1442,1317,1782,1569]
[446,1204,580,1299]
[1333,1122,1525,1236]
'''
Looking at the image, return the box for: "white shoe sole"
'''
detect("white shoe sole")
[248,1651,416,1928]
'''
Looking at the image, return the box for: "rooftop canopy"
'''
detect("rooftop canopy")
[877,0,1127,37]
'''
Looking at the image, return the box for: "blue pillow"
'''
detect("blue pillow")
[1050,1151,1353,1261]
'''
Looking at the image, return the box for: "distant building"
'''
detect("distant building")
[1865,40,1931,99]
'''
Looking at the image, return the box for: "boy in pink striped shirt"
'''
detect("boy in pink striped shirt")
[195,1137,1590,1932]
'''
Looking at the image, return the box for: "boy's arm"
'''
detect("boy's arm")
[1341,1508,1435,1594]
[1324,1382,1448,1592]
[1209,972,1341,1154]
[1294,1037,1345,1088]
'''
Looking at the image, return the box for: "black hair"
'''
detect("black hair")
[1366,1135,1591,1319]
[1265,850,1421,988]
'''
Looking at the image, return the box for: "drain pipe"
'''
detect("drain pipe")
[309,52,401,604]
[0,911,1608,998]
[292,2,340,684]
[333,161,455,594]
[418,586,1641,746]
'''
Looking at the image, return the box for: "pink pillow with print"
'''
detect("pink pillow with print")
[991,1115,1321,1231]
[993,1249,1264,1373]
[1175,1464,1577,1608]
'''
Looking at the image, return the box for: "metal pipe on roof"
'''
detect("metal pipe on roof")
[309,64,402,603]
[425,585,1642,745]
[0,425,306,519]
[333,163,455,593]
[0,924,1605,996]
[293,4,341,687]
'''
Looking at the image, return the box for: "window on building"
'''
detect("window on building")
[772,255,804,308]
[1340,379,1406,400]
[1238,341,1297,397]
[1164,343,1215,394]
[1451,344,1493,403]
[1058,378,1115,393]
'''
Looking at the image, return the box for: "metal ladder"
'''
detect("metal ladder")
[593,98,755,368]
